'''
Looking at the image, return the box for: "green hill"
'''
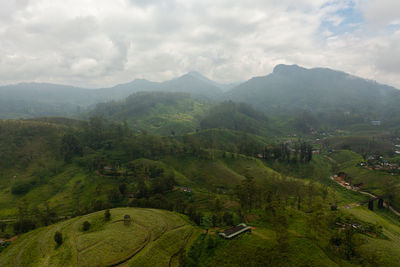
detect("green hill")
[90,92,210,135]
[0,207,200,267]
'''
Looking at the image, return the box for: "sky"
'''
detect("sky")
[0,0,399,88]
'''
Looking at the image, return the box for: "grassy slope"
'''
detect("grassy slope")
[0,153,280,218]
[0,208,200,267]
[128,100,207,136]
[0,166,112,217]
[202,232,339,267]
[163,153,280,191]
[342,206,400,265]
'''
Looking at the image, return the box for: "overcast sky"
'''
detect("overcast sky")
[0,0,399,88]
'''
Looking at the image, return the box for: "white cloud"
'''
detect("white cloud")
[0,0,400,88]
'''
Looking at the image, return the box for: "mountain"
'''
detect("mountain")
[162,72,223,98]
[0,72,223,119]
[104,71,223,99]
[227,64,400,126]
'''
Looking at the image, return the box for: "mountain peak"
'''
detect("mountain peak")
[182,71,212,82]
[187,71,205,77]
[178,71,217,86]
[273,64,307,75]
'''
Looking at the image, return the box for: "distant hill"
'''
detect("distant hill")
[90,92,211,135]
[200,101,270,135]
[227,64,400,127]
[0,72,224,119]
[100,71,223,100]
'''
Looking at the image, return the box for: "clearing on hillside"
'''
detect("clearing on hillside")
[0,208,200,267]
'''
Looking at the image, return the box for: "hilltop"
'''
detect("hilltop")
[0,208,200,266]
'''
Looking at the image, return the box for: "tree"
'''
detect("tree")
[119,183,128,195]
[223,212,234,225]
[13,199,35,233]
[61,134,82,163]
[212,214,218,227]
[39,203,57,226]
[273,212,289,252]
[236,176,256,212]
[104,209,111,221]
[0,222,6,232]
[108,188,122,203]
[54,231,63,246]
[136,180,148,198]
[368,200,374,210]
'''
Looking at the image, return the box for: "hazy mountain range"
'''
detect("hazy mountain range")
[1,64,400,121]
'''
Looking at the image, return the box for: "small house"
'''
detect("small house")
[124,214,131,225]
[219,223,251,239]
[181,187,192,193]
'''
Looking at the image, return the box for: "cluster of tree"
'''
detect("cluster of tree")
[263,141,313,163]
[12,201,58,234]
[235,173,330,215]
[322,136,394,158]
[0,120,62,170]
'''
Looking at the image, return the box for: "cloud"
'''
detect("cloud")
[359,0,400,27]
[0,0,399,88]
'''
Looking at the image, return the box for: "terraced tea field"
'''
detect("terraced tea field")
[0,208,200,267]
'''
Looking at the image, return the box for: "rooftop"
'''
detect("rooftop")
[219,223,251,239]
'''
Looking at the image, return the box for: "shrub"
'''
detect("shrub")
[82,221,91,231]
[11,182,34,195]
[54,231,63,246]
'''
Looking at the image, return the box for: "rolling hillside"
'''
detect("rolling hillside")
[0,208,200,267]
